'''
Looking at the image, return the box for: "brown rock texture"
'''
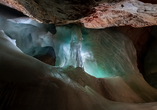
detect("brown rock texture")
[0,0,157,28]
[81,0,157,28]
[0,0,99,24]
[35,55,56,66]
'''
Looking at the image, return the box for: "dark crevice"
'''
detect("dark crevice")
[0,4,26,18]
[139,0,157,4]
[34,0,39,4]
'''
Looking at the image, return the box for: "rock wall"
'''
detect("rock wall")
[0,0,157,29]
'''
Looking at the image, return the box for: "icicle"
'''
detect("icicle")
[69,25,83,68]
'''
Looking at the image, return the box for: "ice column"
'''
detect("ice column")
[69,26,83,68]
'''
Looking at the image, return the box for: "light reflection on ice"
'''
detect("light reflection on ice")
[0,17,157,109]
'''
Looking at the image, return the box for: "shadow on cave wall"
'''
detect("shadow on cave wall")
[0,4,26,18]
[139,0,157,4]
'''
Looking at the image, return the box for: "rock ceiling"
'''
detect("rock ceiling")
[0,0,157,28]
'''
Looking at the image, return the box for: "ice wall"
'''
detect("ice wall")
[56,26,139,78]
[0,16,56,58]
[0,28,157,110]
[1,16,157,110]
[0,16,140,78]
[81,28,139,77]
[53,26,139,78]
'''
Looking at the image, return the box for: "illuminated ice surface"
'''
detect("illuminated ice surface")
[0,17,138,77]
[0,17,157,110]
[49,26,139,78]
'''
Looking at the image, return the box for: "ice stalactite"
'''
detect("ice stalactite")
[69,26,83,68]
[53,25,83,68]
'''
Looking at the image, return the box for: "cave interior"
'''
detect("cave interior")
[1,0,157,110]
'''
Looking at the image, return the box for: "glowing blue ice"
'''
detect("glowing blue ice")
[81,28,139,77]
[54,26,138,78]
[0,16,139,78]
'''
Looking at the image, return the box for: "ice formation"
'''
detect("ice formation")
[1,17,157,110]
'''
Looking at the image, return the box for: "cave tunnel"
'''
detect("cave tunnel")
[0,0,157,110]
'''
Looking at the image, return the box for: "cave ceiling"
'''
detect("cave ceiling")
[0,0,157,28]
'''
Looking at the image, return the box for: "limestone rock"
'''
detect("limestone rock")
[0,0,99,24]
[1,0,157,28]
[81,0,157,28]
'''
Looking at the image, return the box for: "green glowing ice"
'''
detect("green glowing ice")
[54,25,139,78]
[81,28,139,78]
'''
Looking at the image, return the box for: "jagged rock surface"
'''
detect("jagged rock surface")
[81,0,157,28]
[0,0,157,28]
[0,0,104,24]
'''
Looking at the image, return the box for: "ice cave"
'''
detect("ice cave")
[1,0,157,110]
